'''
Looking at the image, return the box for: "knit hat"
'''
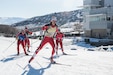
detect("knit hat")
[51,16,57,22]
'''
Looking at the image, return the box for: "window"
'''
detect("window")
[99,0,104,7]
[112,16,113,21]
[88,14,106,22]
[106,16,110,21]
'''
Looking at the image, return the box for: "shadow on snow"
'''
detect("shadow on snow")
[22,63,51,75]
[0,53,24,62]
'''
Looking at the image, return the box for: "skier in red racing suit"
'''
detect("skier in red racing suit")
[16,30,28,55]
[29,17,58,63]
[55,29,67,55]
[24,27,32,52]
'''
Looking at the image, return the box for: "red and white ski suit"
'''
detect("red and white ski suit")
[16,32,27,55]
[38,25,58,56]
[24,30,32,50]
[56,32,64,52]
[29,24,58,63]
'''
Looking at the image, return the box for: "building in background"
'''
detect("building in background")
[83,0,113,39]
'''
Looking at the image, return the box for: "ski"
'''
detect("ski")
[35,61,43,68]
[17,63,30,70]
[63,53,77,56]
[17,61,42,70]
[23,63,29,70]
[55,53,77,57]
[52,62,71,66]
[47,62,71,66]
[17,63,25,70]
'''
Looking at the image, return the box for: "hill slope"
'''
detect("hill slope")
[0,17,26,25]
[12,10,83,27]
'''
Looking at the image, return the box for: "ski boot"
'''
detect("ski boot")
[63,52,67,55]
[50,57,56,64]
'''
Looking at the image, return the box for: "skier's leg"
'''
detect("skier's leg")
[21,41,28,55]
[49,38,56,63]
[25,39,27,49]
[55,40,58,55]
[17,40,20,55]
[60,41,67,55]
[27,39,30,52]
[60,41,64,52]
[28,39,30,48]
[29,37,48,63]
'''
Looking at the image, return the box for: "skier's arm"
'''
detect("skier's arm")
[62,33,65,41]
[41,25,49,36]
[53,32,57,39]
[16,33,19,40]
[53,27,58,38]
[42,25,49,31]
[28,31,32,35]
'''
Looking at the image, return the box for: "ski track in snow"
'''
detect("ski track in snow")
[0,37,113,75]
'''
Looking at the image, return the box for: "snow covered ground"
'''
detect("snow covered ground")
[0,36,113,75]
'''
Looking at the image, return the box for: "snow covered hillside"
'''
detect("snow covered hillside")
[0,17,26,25]
[0,36,113,75]
[12,10,83,27]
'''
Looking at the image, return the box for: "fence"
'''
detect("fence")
[89,45,113,52]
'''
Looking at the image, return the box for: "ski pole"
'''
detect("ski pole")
[1,40,16,61]
[36,61,43,68]
[3,40,16,53]
[31,40,38,45]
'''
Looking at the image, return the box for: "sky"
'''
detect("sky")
[0,0,83,18]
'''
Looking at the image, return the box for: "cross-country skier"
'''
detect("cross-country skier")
[29,16,58,63]
[55,29,67,55]
[24,27,32,52]
[16,30,28,55]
